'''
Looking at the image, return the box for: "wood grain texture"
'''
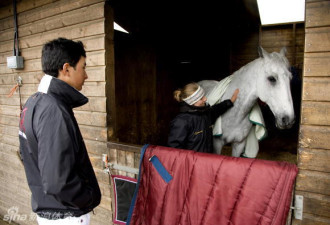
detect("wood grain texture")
[298,148,330,172]
[304,52,330,77]
[301,101,330,126]
[296,169,330,195]
[306,1,330,28]
[299,125,330,150]
[303,77,330,101]
[305,27,330,52]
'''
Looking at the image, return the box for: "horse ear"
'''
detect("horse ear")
[258,46,269,58]
[280,47,287,56]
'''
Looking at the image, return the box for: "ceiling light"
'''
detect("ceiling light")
[257,0,305,25]
[114,22,129,33]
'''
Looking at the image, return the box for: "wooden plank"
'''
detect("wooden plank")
[74,111,106,127]
[292,212,330,225]
[0,84,38,96]
[108,148,118,175]
[0,151,23,169]
[0,2,105,42]
[0,35,105,64]
[0,19,105,53]
[303,77,330,101]
[0,81,105,97]
[305,27,330,52]
[304,52,330,77]
[81,82,106,97]
[86,50,105,66]
[0,142,18,154]
[0,104,20,117]
[0,52,105,75]
[301,101,330,126]
[0,95,21,106]
[126,151,135,178]
[117,150,126,176]
[0,134,19,147]
[0,71,43,84]
[0,124,19,137]
[0,0,57,20]
[306,1,330,28]
[84,139,107,156]
[98,182,111,198]
[0,114,19,127]
[306,0,330,2]
[107,141,141,153]
[296,170,330,196]
[0,0,103,31]
[99,195,111,211]
[89,152,102,170]
[299,125,330,150]
[91,206,112,225]
[94,168,110,184]
[76,96,106,113]
[79,125,107,142]
[298,148,330,172]
[295,191,330,219]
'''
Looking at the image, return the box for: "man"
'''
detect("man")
[19,38,101,225]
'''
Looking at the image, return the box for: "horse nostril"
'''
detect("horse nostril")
[282,116,289,125]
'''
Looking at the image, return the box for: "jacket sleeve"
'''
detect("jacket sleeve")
[210,99,233,124]
[36,104,93,209]
[167,116,189,149]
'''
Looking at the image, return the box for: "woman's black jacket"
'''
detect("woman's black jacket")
[167,100,233,153]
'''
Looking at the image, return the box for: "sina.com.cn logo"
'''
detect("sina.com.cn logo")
[3,206,36,223]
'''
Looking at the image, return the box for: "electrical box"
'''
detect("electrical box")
[7,56,24,69]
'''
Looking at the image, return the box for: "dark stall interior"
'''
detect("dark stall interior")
[110,0,302,162]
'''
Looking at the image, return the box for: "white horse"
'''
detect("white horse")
[198,46,295,157]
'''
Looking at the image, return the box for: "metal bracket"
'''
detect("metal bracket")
[290,195,303,220]
[102,153,139,175]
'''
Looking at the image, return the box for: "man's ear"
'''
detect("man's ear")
[61,63,71,76]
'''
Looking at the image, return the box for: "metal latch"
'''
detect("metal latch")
[102,153,139,175]
[290,195,303,220]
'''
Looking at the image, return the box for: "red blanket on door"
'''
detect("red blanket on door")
[127,145,298,225]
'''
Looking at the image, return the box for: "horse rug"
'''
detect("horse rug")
[127,145,298,225]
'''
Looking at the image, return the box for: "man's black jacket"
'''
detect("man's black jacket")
[19,75,101,219]
[167,100,233,153]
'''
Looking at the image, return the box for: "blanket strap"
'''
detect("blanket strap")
[149,155,173,183]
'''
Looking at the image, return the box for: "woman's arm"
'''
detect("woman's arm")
[210,89,239,123]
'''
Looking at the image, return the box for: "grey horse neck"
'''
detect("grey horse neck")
[223,58,262,117]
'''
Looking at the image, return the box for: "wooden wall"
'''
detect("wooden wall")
[0,0,114,224]
[261,23,305,70]
[294,0,330,224]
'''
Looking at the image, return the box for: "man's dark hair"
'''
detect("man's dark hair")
[42,38,86,77]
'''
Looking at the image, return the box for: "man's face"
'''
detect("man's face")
[67,56,88,91]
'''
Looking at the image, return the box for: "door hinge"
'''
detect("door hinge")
[290,195,303,220]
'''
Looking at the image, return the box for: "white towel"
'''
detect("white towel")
[207,77,267,158]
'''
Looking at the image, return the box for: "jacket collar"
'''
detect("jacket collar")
[179,102,210,114]
[38,74,88,108]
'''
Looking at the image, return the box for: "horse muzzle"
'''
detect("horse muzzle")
[276,115,295,129]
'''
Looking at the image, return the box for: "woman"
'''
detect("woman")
[167,82,239,153]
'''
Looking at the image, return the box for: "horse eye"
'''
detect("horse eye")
[268,76,277,83]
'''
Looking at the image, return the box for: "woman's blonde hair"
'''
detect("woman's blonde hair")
[173,82,199,102]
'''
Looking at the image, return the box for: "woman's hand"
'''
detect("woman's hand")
[231,89,239,103]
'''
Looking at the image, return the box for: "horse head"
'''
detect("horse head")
[256,46,295,129]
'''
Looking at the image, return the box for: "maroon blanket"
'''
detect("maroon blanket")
[128,145,298,225]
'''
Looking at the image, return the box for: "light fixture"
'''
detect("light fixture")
[257,0,305,26]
